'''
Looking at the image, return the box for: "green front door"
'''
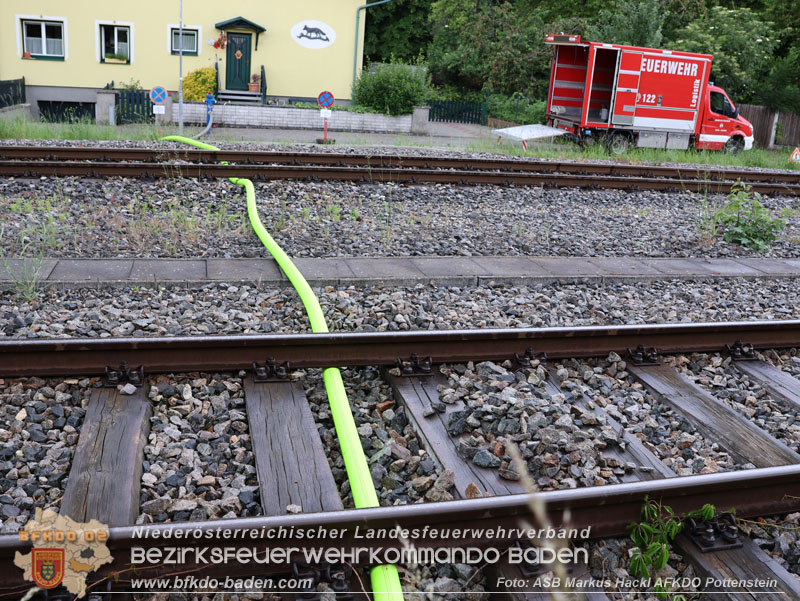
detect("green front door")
[225,33,252,91]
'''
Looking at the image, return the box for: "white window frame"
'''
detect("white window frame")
[15,14,68,59]
[95,20,134,63]
[167,24,202,55]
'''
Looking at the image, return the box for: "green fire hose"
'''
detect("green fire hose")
[161,136,404,601]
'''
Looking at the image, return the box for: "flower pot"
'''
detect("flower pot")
[23,51,31,59]
[248,83,259,92]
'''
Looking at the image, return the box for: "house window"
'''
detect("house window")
[22,20,64,58]
[171,28,198,55]
[101,24,130,63]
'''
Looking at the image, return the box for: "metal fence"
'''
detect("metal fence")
[0,77,25,109]
[739,104,800,148]
[429,100,487,125]
[116,90,153,124]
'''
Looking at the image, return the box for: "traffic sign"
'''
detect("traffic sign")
[317,90,334,108]
[150,86,167,105]
[320,108,332,119]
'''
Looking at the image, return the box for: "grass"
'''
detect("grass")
[0,115,181,141]
[0,224,53,301]
[3,112,796,171]
[467,137,800,171]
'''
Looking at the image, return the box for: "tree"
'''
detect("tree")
[758,49,800,113]
[587,0,666,48]
[427,0,580,97]
[364,0,434,63]
[672,6,778,103]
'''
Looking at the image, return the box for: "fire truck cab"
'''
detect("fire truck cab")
[544,35,754,153]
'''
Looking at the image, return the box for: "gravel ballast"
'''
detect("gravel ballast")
[137,373,261,525]
[557,356,749,475]
[1,176,797,259]
[741,512,800,578]
[669,353,800,454]
[2,279,800,339]
[0,376,92,534]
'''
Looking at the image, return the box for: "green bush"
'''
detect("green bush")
[183,67,217,102]
[487,93,546,125]
[715,182,785,251]
[352,62,430,116]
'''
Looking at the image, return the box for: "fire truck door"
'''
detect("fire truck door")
[611,51,643,126]
[699,90,736,150]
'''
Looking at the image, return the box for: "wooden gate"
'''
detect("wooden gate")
[116,90,152,124]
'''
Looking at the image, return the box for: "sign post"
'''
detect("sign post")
[150,86,168,132]
[316,90,335,145]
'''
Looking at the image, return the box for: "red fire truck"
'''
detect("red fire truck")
[544,34,754,153]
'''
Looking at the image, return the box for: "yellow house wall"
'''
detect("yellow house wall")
[0,0,365,100]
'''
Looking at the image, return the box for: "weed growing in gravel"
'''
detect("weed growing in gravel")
[327,204,342,222]
[0,224,51,301]
[349,207,361,221]
[695,168,726,247]
[715,182,786,251]
[381,200,394,248]
[628,497,715,600]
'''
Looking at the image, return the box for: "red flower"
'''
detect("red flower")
[212,32,227,49]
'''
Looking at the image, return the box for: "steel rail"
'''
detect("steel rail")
[0,464,798,591]
[1,160,797,195]
[2,320,799,377]
[1,146,798,185]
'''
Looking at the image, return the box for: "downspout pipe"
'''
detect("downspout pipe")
[352,0,395,93]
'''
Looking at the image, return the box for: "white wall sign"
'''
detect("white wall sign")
[291,21,336,49]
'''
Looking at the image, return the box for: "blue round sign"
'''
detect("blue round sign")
[150,86,167,105]
[317,91,334,108]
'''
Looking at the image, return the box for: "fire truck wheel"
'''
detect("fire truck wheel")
[723,136,744,154]
[606,132,630,155]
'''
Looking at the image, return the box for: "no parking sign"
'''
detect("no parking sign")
[317,91,334,108]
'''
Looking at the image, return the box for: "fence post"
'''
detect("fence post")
[768,111,779,149]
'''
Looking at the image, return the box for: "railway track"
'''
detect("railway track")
[2,321,800,599]
[1,146,797,195]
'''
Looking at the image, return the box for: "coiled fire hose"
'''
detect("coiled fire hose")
[161,136,404,601]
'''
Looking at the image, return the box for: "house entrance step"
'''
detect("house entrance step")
[217,89,262,103]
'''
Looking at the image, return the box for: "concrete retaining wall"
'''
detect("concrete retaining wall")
[0,103,31,119]
[174,102,417,133]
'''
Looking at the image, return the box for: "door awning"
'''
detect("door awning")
[215,17,266,50]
